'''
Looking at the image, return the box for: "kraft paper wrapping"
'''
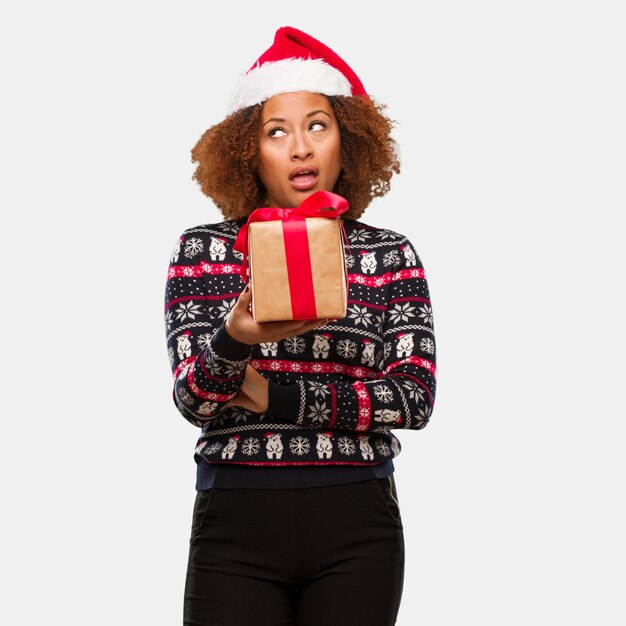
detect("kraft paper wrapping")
[248,217,348,323]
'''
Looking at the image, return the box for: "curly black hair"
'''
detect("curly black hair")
[190,95,401,220]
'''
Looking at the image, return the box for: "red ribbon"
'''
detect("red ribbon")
[233,190,352,320]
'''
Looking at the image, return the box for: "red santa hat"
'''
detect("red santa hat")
[227,26,370,115]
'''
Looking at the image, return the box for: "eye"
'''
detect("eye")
[267,126,287,138]
[310,120,326,131]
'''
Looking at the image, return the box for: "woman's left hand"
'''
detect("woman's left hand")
[228,364,269,413]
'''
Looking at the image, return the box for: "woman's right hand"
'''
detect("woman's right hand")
[224,284,330,346]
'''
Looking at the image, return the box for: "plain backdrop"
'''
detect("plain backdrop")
[1,1,624,624]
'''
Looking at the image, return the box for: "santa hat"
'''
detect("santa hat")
[227,26,370,115]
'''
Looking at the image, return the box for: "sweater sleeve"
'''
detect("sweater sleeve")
[266,238,437,433]
[164,230,253,427]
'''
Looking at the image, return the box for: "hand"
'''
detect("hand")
[228,364,270,413]
[225,284,330,346]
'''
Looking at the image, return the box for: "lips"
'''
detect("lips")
[289,166,319,191]
[289,166,319,180]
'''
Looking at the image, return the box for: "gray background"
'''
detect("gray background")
[2,0,624,624]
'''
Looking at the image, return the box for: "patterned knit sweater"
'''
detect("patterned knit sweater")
[164,216,437,471]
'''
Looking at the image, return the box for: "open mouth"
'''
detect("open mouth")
[289,167,319,190]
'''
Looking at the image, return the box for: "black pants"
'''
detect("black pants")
[184,477,405,625]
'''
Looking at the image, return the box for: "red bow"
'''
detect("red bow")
[233,190,351,282]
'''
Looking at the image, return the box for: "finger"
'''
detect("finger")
[231,287,253,323]
[301,318,330,330]
[241,373,263,396]
[272,317,328,334]
[233,387,251,403]
[258,319,315,335]
[243,362,259,377]
[236,284,252,305]
[268,321,326,341]
[236,389,257,412]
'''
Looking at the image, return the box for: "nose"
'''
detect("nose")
[290,131,313,160]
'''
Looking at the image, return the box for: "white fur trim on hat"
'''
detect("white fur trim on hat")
[227,57,353,115]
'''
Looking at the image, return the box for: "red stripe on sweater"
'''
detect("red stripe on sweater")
[352,380,372,431]
[168,266,422,286]
[347,299,387,310]
[169,264,422,290]
[173,355,195,379]
[249,358,380,379]
[329,384,337,428]
[384,355,437,378]
[348,268,425,288]
[167,262,243,279]
[177,353,435,385]
[389,296,431,305]
[249,355,436,380]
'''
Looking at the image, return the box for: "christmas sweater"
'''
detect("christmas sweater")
[164,216,437,472]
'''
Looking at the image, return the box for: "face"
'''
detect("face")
[257,91,342,208]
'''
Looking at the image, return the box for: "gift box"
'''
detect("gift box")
[233,191,350,323]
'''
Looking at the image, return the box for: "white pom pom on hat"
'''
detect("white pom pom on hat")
[226,26,371,115]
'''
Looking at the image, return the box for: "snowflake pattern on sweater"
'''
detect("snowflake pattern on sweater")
[164,217,437,466]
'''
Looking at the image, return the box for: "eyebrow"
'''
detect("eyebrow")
[262,109,331,127]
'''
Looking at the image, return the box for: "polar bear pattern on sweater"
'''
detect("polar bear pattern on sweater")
[316,432,334,459]
[264,432,283,459]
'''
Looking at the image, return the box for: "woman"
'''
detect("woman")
[164,26,437,626]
